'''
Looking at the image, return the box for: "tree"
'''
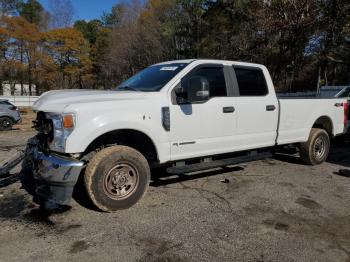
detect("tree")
[19,0,43,24]
[101,3,126,28]
[74,19,110,88]
[44,28,92,89]
[74,19,103,44]
[0,16,9,94]
[0,16,42,95]
[1,0,349,94]
[253,0,319,91]
[199,0,255,60]
[314,0,350,86]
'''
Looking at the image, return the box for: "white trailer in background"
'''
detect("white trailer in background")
[0,96,39,107]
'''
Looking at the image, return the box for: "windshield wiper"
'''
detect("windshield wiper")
[117,86,139,92]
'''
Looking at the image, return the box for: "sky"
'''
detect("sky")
[38,0,121,21]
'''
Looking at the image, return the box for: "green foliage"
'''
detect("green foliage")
[101,3,126,28]
[19,0,43,24]
[74,19,103,44]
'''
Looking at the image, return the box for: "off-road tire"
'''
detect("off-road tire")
[0,116,13,131]
[84,145,150,212]
[300,128,330,165]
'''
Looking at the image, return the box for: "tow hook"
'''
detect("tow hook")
[0,150,25,187]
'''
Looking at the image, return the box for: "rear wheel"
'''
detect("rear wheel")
[300,128,330,165]
[84,145,150,212]
[0,117,13,131]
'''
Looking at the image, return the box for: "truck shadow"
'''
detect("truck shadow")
[327,134,350,168]
[273,134,350,169]
[72,169,101,212]
[150,166,244,187]
[272,154,303,165]
[151,134,350,188]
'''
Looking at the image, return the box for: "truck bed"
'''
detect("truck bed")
[277,98,346,145]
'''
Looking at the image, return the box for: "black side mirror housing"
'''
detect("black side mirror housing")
[174,85,187,104]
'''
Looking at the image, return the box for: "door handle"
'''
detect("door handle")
[223,106,235,113]
[334,103,344,107]
[266,105,276,111]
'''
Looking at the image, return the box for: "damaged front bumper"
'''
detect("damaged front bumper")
[23,137,84,206]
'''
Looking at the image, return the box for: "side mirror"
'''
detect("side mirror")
[174,85,187,104]
[176,76,210,104]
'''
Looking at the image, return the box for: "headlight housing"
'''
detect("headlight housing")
[46,113,76,152]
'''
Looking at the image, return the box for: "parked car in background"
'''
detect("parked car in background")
[0,99,21,131]
[335,86,350,132]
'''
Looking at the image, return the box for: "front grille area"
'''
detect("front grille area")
[33,112,53,152]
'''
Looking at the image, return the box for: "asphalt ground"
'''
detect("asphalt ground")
[0,130,349,262]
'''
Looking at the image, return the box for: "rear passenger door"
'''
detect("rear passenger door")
[232,66,278,150]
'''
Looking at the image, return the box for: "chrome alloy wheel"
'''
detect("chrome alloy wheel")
[1,119,11,128]
[313,136,327,161]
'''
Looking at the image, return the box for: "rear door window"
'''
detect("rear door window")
[234,67,268,96]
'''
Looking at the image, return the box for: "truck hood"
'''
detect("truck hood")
[32,89,148,112]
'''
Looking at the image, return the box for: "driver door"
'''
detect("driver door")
[169,64,237,161]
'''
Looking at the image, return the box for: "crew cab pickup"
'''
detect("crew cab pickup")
[21,59,349,211]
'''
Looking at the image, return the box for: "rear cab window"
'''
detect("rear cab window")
[233,66,268,96]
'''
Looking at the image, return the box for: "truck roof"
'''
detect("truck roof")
[156,59,265,69]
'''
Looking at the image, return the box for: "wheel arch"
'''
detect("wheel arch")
[83,129,159,164]
[0,115,15,121]
[311,115,334,137]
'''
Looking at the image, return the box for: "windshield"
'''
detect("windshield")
[116,63,189,92]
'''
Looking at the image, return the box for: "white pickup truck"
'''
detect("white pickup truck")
[21,59,349,212]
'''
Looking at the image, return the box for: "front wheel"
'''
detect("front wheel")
[0,117,13,131]
[300,128,330,165]
[84,145,150,212]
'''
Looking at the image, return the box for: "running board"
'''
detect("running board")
[166,152,272,174]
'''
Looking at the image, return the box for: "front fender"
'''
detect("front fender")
[65,116,170,163]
